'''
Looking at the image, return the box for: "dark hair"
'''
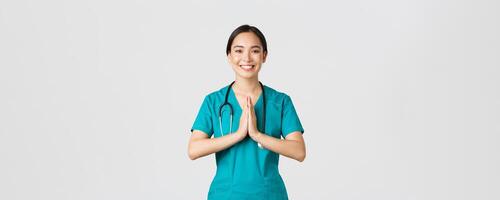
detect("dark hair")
[226,24,268,55]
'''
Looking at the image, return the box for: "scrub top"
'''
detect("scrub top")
[191,84,304,200]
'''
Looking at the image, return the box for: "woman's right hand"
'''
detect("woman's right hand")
[236,96,249,139]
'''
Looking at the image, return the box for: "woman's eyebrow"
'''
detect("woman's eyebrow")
[233,45,262,49]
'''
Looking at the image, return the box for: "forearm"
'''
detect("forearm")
[256,132,306,162]
[188,131,245,160]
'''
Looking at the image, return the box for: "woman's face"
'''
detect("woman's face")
[227,32,267,79]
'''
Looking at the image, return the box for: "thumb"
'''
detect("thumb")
[246,96,250,109]
[246,96,251,118]
[244,96,249,116]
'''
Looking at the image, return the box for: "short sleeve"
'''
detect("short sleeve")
[281,95,304,137]
[190,96,214,137]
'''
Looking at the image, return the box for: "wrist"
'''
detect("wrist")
[255,132,263,143]
[236,130,247,140]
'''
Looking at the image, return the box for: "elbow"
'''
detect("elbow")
[296,151,306,162]
[188,148,199,160]
[188,153,196,160]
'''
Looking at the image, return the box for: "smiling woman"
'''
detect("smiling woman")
[226,26,267,78]
[188,24,306,200]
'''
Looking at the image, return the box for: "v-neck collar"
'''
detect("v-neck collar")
[228,85,264,112]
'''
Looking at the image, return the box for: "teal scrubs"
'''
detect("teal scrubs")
[191,84,304,200]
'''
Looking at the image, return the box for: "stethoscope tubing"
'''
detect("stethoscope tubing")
[218,81,266,141]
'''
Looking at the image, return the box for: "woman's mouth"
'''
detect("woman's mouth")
[240,65,255,71]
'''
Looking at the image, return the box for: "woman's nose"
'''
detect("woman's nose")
[242,51,252,62]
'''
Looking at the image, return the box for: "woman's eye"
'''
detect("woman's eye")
[252,50,261,53]
[234,49,242,53]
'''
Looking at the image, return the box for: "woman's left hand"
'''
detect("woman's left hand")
[247,96,262,143]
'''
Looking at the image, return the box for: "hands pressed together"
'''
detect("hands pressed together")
[236,96,263,144]
[189,91,305,162]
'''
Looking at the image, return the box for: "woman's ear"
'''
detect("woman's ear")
[262,51,268,63]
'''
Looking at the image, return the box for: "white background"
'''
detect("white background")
[1,0,499,199]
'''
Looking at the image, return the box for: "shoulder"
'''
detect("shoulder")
[201,84,229,103]
[263,85,292,103]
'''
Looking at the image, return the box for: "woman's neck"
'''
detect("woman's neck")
[233,77,260,95]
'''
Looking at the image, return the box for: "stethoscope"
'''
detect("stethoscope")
[218,81,266,148]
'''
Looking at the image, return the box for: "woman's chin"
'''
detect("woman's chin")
[232,69,258,78]
[231,65,261,79]
[236,72,258,79]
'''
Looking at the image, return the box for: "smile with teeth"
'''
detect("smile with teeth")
[240,65,255,71]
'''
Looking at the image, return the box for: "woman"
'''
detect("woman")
[188,24,306,200]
